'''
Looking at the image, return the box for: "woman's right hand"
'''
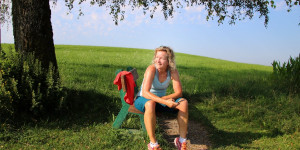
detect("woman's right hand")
[165,99,179,108]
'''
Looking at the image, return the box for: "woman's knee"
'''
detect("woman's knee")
[178,98,188,111]
[180,98,188,106]
[145,100,156,112]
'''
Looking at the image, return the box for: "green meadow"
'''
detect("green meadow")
[1,45,299,149]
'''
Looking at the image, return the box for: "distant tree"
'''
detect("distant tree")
[0,0,299,70]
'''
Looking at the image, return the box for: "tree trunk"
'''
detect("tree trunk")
[12,0,57,69]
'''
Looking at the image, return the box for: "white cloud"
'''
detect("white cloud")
[275,0,288,10]
[50,1,119,43]
[91,12,98,20]
[84,21,91,27]
[133,14,146,26]
[2,0,207,45]
[185,5,205,13]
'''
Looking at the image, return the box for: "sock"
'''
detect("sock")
[179,137,187,143]
[150,141,158,148]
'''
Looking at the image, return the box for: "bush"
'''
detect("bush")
[272,53,300,95]
[0,47,65,122]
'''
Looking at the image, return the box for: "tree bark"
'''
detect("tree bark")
[12,0,57,69]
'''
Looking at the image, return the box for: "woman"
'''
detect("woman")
[134,46,188,150]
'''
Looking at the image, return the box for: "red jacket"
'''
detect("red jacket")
[113,71,136,105]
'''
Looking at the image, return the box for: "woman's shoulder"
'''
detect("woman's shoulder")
[170,68,179,74]
[170,69,180,79]
[146,64,156,72]
[144,64,156,76]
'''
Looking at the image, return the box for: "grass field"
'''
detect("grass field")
[1,44,299,149]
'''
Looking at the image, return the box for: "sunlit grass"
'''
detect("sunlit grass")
[0,44,299,149]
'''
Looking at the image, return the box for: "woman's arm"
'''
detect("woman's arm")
[142,65,178,108]
[161,69,183,100]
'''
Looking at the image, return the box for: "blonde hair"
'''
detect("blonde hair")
[152,46,176,71]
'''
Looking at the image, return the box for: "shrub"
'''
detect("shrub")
[272,53,300,95]
[0,47,65,123]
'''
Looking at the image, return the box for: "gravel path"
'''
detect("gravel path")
[159,116,211,150]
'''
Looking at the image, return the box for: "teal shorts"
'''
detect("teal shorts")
[134,96,183,113]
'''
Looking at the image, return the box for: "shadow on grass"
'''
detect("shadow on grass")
[51,88,120,129]
[46,65,142,130]
[0,88,122,145]
[5,88,122,131]
[189,104,276,149]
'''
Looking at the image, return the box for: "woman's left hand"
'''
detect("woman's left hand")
[165,99,179,108]
[166,98,175,102]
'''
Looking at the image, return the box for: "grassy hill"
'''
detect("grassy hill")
[1,45,299,149]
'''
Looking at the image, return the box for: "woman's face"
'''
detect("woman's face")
[155,51,169,70]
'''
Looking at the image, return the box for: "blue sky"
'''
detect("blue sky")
[1,0,299,66]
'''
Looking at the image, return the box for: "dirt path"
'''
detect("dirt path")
[159,116,211,150]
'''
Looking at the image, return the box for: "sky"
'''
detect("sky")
[1,0,299,66]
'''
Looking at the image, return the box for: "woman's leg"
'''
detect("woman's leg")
[176,98,188,138]
[144,100,157,143]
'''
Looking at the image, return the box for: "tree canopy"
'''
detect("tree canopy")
[1,0,299,27]
[62,0,299,26]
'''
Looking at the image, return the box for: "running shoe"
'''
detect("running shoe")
[147,143,162,150]
[174,137,187,150]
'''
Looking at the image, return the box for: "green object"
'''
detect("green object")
[112,67,146,131]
